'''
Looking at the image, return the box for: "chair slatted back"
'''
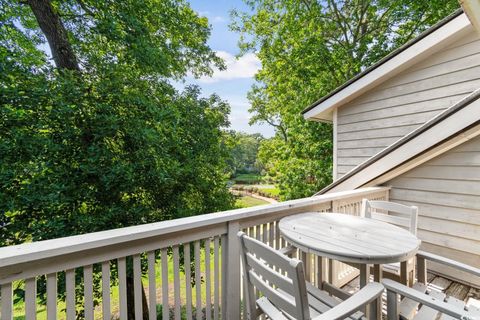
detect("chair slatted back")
[238,231,310,320]
[361,199,418,235]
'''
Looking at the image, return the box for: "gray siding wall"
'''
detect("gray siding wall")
[385,136,480,286]
[336,30,480,178]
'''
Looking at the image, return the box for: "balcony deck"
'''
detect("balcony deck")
[0,186,478,320]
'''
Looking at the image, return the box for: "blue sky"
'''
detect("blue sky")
[182,0,275,137]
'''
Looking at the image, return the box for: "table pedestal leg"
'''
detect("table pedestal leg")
[316,256,327,289]
[359,264,371,318]
[359,264,369,287]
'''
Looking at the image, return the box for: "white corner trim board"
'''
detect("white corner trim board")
[303,13,472,122]
[461,0,480,34]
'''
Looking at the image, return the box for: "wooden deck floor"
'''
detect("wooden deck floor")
[342,272,480,317]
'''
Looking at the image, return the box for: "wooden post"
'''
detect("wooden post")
[386,289,398,320]
[301,251,311,283]
[417,255,427,284]
[226,221,241,319]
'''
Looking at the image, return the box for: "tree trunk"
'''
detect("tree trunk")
[27,0,80,71]
[126,275,150,320]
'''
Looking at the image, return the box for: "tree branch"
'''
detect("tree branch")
[27,0,80,71]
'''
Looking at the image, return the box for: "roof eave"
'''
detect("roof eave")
[302,10,470,121]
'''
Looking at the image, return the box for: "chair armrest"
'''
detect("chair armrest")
[312,282,384,320]
[417,251,480,277]
[383,279,474,319]
[279,245,296,257]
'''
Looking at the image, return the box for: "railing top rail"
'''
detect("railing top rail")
[0,187,389,268]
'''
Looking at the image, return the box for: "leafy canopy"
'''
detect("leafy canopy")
[232,0,459,200]
[0,0,234,246]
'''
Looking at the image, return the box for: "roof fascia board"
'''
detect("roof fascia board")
[303,13,472,121]
[324,95,480,193]
[365,123,480,187]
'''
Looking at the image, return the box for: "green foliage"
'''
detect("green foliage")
[232,0,459,200]
[225,131,264,176]
[1,0,235,313]
[0,61,233,245]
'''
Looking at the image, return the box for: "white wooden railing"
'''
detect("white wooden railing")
[0,187,389,320]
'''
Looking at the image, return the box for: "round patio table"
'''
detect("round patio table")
[279,212,421,318]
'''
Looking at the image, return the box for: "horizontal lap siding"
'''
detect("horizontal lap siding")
[335,31,480,179]
[385,136,480,287]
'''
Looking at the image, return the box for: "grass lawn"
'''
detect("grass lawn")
[235,195,270,208]
[256,185,280,198]
[232,173,262,184]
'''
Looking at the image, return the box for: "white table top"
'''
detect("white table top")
[279,212,421,264]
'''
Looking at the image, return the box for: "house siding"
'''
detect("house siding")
[336,30,480,178]
[385,135,480,287]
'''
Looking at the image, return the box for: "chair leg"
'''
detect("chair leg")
[373,265,382,319]
[386,289,398,320]
[400,261,408,286]
[417,256,427,284]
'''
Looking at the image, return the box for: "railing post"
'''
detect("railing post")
[417,255,427,284]
[226,221,241,319]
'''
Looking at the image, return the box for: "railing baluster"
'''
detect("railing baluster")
[184,243,193,320]
[161,248,169,320]
[147,251,157,320]
[66,269,76,320]
[213,236,220,320]
[47,273,57,320]
[275,221,281,249]
[118,257,128,320]
[194,240,202,319]
[133,254,142,320]
[269,222,274,247]
[173,245,181,320]
[25,277,36,320]
[102,261,111,320]
[1,282,13,320]
[84,265,94,320]
[262,223,268,244]
[205,238,212,320]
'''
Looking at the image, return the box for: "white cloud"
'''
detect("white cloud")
[198,51,261,83]
[211,16,226,23]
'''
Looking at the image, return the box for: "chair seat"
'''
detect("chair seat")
[260,282,366,320]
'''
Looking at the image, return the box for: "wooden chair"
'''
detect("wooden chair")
[383,251,480,319]
[361,199,418,286]
[238,231,384,320]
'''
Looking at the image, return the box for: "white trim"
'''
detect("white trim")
[461,0,480,34]
[332,108,338,181]
[303,13,472,121]
[326,97,480,193]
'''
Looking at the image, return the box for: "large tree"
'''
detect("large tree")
[1,0,232,317]
[1,0,231,245]
[232,0,460,200]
